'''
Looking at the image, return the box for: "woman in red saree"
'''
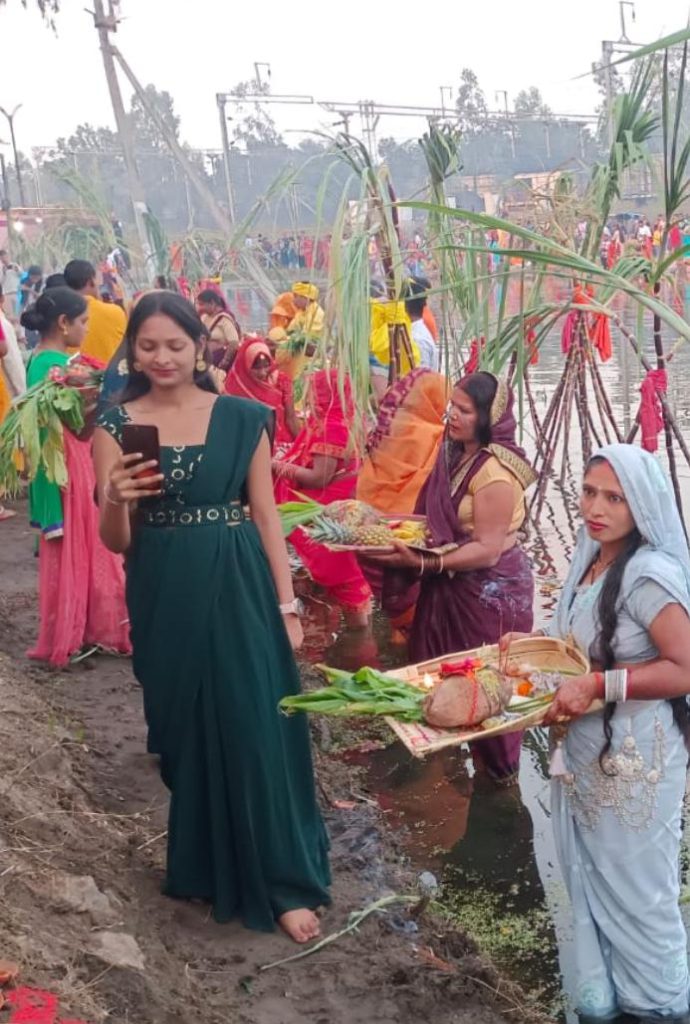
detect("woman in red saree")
[274,370,372,624]
[225,337,298,455]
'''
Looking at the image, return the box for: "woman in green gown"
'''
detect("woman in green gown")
[93,292,329,943]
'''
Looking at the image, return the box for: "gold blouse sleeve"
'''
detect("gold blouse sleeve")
[468,456,516,494]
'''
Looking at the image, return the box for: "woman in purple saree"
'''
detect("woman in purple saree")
[374,372,537,783]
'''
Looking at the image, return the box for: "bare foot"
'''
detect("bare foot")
[278,908,321,944]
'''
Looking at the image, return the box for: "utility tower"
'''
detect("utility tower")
[91,0,149,257]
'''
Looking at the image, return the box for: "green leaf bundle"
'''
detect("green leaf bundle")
[0,375,99,496]
[279,665,426,722]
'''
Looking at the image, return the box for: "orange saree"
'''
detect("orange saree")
[357,369,448,514]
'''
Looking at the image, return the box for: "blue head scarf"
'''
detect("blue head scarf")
[552,443,690,638]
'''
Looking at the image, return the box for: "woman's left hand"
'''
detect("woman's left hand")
[78,385,100,415]
[283,613,304,651]
[543,673,601,725]
[364,540,423,570]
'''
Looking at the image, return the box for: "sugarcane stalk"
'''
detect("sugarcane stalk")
[559,366,576,487]
[626,418,640,443]
[531,350,575,518]
[260,895,419,972]
[532,362,570,477]
[589,348,623,442]
[612,311,690,467]
[651,282,686,532]
[523,370,547,460]
[535,364,568,450]
[572,317,592,466]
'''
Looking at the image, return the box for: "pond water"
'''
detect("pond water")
[294,313,690,1023]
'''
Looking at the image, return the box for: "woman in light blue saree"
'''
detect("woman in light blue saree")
[505,444,690,1023]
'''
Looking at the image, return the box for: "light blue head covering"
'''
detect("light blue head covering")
[553,443,690,637]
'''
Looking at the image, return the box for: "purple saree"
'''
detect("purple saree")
[384,381,536,782]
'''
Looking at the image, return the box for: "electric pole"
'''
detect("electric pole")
[216,94,237,224]
[496,91,516,160]
[601,2,640,148]
[0,105,26,207]
[91,0,149,259]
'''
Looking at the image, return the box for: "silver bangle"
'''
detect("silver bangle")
[104,482,127,507]
[604,668,628,703]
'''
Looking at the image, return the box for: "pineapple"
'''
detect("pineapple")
[353,523,397,546]
[307,516,357,546]
[307,514,395,548]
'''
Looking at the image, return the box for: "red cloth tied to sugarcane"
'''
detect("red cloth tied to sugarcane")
[466,336,485,372]
[639,368,667,453]
[572,284,594,306]
[591,313,612,362]
[561,310,578,354]
[525,321,539,365]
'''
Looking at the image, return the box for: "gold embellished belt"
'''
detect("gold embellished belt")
[138,501,246,528]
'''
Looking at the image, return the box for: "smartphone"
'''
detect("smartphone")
[121,424,161,492]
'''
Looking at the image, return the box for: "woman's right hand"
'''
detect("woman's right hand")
[499,631,536,652]
[107,453,164,505]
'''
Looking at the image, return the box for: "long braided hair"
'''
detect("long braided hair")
[588,458,690,769]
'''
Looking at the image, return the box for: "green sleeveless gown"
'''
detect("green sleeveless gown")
[98,396,330,930]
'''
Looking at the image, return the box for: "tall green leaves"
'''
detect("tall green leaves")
[419,123,463,354]
[581,60,658,262]
[661,43,690,228]
[418,123,463,189]
[142,209,171,279]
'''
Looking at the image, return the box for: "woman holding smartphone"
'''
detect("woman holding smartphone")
[93,292,329,943]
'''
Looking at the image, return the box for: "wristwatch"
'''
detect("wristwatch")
[279,598,304,617]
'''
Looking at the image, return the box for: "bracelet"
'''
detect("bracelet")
[104,482,127,507]
[437,554,444,575]
[604,668,628,703]
[417,554,426,577]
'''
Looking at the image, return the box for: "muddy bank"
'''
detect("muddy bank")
[0,507,550,1024]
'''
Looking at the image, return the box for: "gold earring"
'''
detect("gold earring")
[133,361,142,372]
[196,357,207,372]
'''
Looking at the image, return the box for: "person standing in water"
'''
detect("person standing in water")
[93,292,329,942]
[504,445,690,1023]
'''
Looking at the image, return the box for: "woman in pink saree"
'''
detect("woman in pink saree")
[20,288,131,667]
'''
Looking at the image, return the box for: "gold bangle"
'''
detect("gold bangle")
[417,554,426,577]
[437,554,444,575]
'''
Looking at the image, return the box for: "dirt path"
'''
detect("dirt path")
[0,506,541,1024]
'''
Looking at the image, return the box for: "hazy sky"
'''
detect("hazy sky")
[2,0,690,158]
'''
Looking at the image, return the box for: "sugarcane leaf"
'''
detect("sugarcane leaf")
[605,27,690,69]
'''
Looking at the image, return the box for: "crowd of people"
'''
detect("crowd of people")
[1,249,690,1022]
[594,214,689,269]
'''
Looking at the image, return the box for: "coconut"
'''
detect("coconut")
[423,666,512,729]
